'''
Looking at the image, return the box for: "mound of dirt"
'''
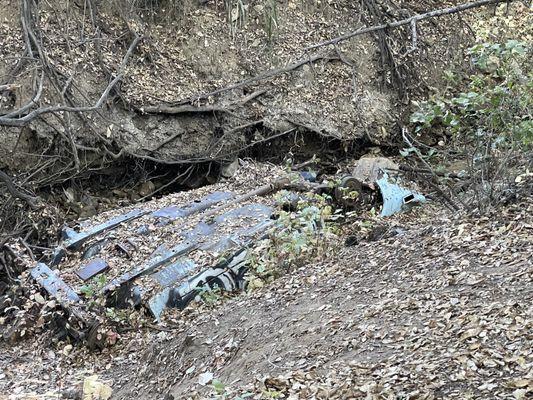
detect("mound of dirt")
[0,0,475,171]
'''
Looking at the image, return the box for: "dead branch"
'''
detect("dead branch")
[0,84,20,92]
[2,71,45,119]
[401,128,461,212]
[0,170,39,208]
[143,89,268,115]
[397,165,470,180]
[305,0,513,51]
[0,34,142,127]
[165,0,500,106]
[170,53,337,105]
[149,131,184,153]
[137,165,195,202]
[141,104,228,115]
[208,119,265,158]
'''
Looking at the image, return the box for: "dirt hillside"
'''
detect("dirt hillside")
[0,0,472,171]
[0,2,531,400]
[1,197,531,399]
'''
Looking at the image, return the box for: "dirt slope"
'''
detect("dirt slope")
[108,202,532,399]
[0,0,472,171]
[3,197,530,399]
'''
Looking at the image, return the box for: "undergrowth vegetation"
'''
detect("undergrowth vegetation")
[409,38,532,211]
[245,191,336,290]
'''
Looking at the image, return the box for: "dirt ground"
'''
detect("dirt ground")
[1,2,531,399]
[0,0,474,171]
[1,196,531,399]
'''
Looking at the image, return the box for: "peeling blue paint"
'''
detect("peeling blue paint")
[376,173,426,217]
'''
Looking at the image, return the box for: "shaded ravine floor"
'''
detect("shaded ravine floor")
[1,200,531,399]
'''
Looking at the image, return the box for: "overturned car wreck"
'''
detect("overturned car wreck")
[26,160,425,341]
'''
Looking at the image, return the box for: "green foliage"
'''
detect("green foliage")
[211,379,226,395]
[410,39,531,145]
[197,285,223,306]
[105,307,130,323]
[247,192,334,287]
[207,378,254,399]
[409,39,532,209]
[261,389,283,398]
[80,274,107,298]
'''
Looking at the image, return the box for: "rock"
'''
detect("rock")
[352,157,399,184]
[220,159,239,179]
[198,371,214,386]
[63,344,73,355]
[138,181,155,197]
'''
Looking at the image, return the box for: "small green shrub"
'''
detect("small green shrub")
[80,274,107,298]
[197,285,223,306]
[409,39,532,210]
[247,192,335,287]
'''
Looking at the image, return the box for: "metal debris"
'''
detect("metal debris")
[27,161,426,329]
[30,263,80,303]
[76,258,109,281]
[151,191,233,221]
[63,209,146,250]
[102,241,197,293]
[351,157,399,184]
[377,173,426,217]
[345,157,426,216]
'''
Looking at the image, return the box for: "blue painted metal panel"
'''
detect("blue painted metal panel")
[214,203,271,224]
[31,263,80,303]
[151,191,233,221]
[152,258,196,287]
[76,258,109,281]
[63,209,146,250]
[101,241,197,293]
[376,173,426,217]
[182,222,216,242]
[82,239,109,260]
[151,205,187,219]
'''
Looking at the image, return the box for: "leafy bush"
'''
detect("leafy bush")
[246,192,335,288]
[410,39,532,210]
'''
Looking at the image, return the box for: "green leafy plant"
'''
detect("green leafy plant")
[262,389,283,399]
[409,39,532,210]
[211,379,226,396]
[80,274,107,298]
[247,192,335,287]
[197,285,223,306]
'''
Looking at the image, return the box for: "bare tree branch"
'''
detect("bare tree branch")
[0,84,20,92]
[1,71,44,118]
[305,0,513,51]
[0,169,39,208]
[170,53,337,106]
[0,34,142,127]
